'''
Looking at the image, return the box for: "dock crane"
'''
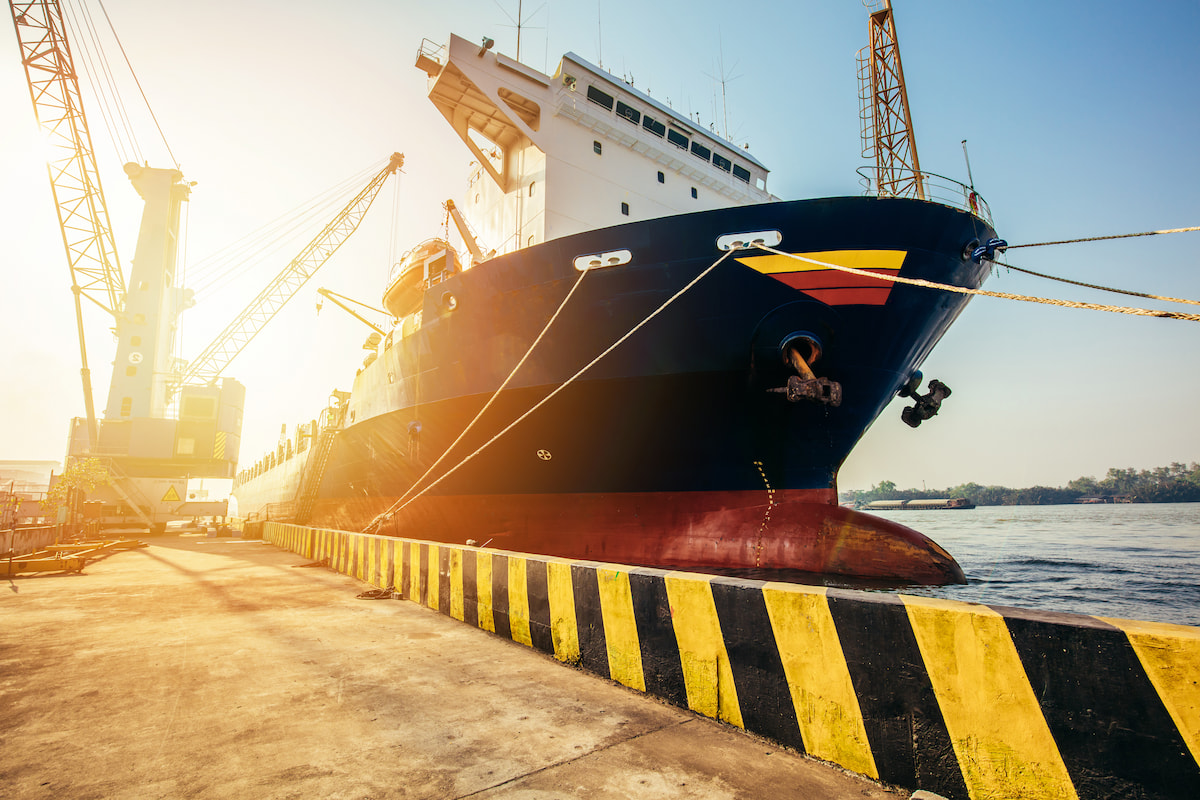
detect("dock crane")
[9,0,126,449]
[177,153,404,387]
[10,0,403,531]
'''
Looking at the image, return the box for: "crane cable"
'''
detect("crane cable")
[63,0,179,168]
[62,0,140,164]
[95,0,178,168]
[187,161,382,299]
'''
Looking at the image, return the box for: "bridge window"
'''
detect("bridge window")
[690,141,711,161]
[642,115,666,138]
[712,153,732,172]
[732,164,752,183]
[586,85,614,111]
[667,128,689,150]
[615,100,640,124]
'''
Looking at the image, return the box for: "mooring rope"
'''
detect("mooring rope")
[362,263,592,533]
[749,243,1200,323]
[994,261,1200,307]
[1006,225,1200,250]
[363,248,737,531]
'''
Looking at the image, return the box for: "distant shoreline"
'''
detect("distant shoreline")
[841,464,1200,506]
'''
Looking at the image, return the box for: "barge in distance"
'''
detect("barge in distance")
[233,33,1002,585]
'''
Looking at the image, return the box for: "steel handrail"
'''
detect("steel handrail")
[856,166,994,227]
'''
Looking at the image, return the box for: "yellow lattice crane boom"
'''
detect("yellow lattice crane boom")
[177,153,405,387]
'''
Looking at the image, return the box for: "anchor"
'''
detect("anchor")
[768,334,842,407]
[898,371,951,427]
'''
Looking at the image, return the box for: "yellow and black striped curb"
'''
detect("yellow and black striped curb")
[265,522,1200,800]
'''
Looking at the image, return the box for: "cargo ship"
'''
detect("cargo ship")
[233,33,1000,585]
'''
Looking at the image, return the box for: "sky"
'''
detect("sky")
[1,0,1198,493]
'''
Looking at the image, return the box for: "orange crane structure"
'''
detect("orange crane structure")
[858,0,925,200]
[9,0,125,450]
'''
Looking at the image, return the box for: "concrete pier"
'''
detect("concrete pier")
[0,534,901,799]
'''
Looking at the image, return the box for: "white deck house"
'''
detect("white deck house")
[417,34,777,260]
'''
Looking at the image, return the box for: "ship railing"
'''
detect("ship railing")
[416,38,446,73]
[856,166,994,227]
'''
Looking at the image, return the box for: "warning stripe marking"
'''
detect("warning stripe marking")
[665,572,743,727]
[763,584,877,778]
[597,568,645,692]
[1101,616,1200,766]
[262,523,1200,800]
[902,596,1079,800]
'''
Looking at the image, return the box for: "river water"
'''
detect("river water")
[870,502,1200,627]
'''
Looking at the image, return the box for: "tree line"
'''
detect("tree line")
[841,462,1200,506]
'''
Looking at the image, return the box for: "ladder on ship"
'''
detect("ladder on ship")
[292,428,339,525]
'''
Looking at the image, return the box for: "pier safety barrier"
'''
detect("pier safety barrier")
[2,525,63,558]
[264,521,1200,800]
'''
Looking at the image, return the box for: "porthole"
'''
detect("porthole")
[442,292,457,311]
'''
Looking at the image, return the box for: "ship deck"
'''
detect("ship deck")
[0,532,901,798]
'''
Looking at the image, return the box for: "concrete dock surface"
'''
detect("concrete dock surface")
[1,534,904,799]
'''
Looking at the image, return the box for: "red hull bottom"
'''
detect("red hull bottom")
[313,489,966,585]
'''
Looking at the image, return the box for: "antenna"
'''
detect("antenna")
[493,1,546,63]
[704,38,740,141]
[961,139,976,191]
[597,0,603,68]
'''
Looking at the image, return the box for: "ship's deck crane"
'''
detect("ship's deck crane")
[177,152,404,387]
[316,287,390,338]
[9,0,127,448]
[444,198,489,263]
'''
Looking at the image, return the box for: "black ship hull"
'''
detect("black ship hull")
[236,197,995,584]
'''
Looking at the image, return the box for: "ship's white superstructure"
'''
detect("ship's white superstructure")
[417,34,776,260]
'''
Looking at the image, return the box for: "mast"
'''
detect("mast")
[858,0,925,200]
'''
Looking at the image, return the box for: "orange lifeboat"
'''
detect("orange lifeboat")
[382,238,460,318]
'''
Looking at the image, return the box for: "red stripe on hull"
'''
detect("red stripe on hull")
[312,489,965,585]
[801,287,893,305]
[772,269,899,291]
